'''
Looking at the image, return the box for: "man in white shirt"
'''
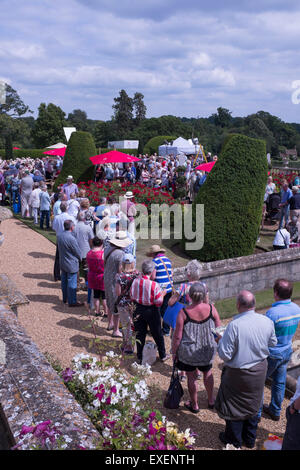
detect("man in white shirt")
[215,290,277,449]
[29,182,41,225]
[273,227,290,250]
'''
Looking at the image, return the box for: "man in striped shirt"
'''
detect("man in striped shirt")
[146,245,173,336]
[130,259,169,364]
[261,279,300,421]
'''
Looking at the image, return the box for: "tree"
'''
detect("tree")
[53,131,96,190]
[32,103,67,148]
[67,109,89,131]
[0,84,32,158]
[211,107,233,128]
[112,90,133,138]
[133,92,146,125]
[185,134,268,262]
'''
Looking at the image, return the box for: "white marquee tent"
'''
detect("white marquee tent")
[158,136,201,156]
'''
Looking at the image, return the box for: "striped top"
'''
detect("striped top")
[266,300,300,354]
[153,254,173,293]
[130,275,163,307]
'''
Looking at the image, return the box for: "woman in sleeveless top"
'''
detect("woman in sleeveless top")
[172,282,222,413]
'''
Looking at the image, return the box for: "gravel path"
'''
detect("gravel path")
[0,217,293,450]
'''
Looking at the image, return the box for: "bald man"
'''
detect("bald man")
[215,290,277,449]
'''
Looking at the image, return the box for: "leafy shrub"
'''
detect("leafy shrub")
[53,131,96,190]
[143,135,177,155]
[185,134,268,262]
[0,149,46,159]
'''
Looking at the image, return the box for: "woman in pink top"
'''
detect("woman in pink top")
[86,236,106,317]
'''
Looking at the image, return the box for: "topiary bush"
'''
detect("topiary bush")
[143,135,177,155]
[53,131,96,190]
[185,134,268,262]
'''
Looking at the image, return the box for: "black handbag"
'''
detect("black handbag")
[164,361,184,409]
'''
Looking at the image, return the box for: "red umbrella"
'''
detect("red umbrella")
[195,161,216,172]
[43,147,66,157]
[90,150,140,165]
[13,147,20,150]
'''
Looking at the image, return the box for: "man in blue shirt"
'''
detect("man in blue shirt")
[261,279,300,421]
[146,245,173,336]
[279,180,292,229]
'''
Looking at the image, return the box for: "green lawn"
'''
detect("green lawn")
[215,282,300,319]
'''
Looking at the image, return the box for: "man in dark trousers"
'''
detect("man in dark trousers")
[57,219,83,307]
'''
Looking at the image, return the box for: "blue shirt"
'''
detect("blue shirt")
[153,254,173,293]
[266,300,300,355]
[281,188,292,204]
[39,191,51,211]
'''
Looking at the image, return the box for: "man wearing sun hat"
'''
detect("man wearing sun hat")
[103,230,134,338]
[62,175,79,200]
[120,191,137,236]
[146,244,173,336]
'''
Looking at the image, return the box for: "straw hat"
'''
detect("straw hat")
[124,191,134,199]
[109,230,133,248]
[146,244,166,256]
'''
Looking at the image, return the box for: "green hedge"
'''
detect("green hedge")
[53,131,96,190]
[185,134,268,262]
[0,149,46,159]
[143,136,177,155]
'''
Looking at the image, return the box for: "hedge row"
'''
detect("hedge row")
[0,148,138,160]
[0,149,46,159]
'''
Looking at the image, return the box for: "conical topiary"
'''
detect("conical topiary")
[53,131,96,190]
[184,134,268,262]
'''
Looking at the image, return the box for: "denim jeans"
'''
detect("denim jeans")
[258,347,292,418]
[61,271,77,306]
[279,206,289,229]
[40,209,50,229]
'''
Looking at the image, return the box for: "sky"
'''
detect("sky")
[1,0,300,123]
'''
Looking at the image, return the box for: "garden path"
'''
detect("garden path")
[0,217,292,450]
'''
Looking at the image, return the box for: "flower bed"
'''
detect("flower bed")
[59,352,195,450]
[77,181,176,210]
[270,169,299,190]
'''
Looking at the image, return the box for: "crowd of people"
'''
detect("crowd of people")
[264,175,300,249]
[1,154,300,450]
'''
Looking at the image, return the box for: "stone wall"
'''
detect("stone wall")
[0,300,100,450]
[173,247,300,302]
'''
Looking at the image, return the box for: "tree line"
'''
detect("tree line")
[1,85,300,158]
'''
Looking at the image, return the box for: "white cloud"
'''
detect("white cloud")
[0,41,45,60]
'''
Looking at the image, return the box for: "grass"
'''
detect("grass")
[215,282,300,320]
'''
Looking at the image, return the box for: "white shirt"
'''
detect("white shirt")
[29,188,41,208]
[52,212,76,237]
[67,199,80,218]
[273,228,290,248]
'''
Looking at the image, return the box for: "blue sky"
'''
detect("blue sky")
[1,0,300,122]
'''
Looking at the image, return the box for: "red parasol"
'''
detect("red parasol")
[43,147,66,157]
[90,150,140,165]
[195,161,216,172]
[13,147,20,150]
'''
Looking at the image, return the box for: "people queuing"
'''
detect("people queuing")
[2,153,300,451]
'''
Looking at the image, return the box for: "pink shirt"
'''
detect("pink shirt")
[86,249,104,290]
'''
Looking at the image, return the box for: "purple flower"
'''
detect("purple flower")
[62,368,75,383]
[106,397,111,405]
[19,425,35,438]
[110,386,117,394]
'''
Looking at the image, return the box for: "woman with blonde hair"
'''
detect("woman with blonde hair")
[115,253,139,354]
